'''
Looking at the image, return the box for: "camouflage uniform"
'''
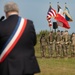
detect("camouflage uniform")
[48,31,54,57]
[60,31,65,57]
[40,34,47,57]
[55,30,62,57]
[63,30,70,57]
[70,33,75,57]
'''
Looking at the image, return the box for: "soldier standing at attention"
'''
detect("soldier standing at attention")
[55,30,62,57]
[63,30,70,57]
[60,31,65,57]
[48,31,54,57]
[40,33,47,57]
[70,32,75,57]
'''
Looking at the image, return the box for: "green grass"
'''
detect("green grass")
[35,58,75,75]
[34,38,75,75]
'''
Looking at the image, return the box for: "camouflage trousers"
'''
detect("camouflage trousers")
[55,43,62,57]
[71,45,75,56]
[48,43,53,57]
[40,45,46,57]
[63,44,69,56]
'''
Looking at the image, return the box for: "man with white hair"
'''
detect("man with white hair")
[0,2,40,75]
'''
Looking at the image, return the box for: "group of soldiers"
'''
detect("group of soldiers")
[40,30,75,58]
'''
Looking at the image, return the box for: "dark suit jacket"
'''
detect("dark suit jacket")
[0,15,40,75]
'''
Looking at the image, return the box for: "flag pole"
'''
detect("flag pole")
[57,2,59,31]
[65,2,67,7]
[57,2,59,12]
[49,2,52,32]
[64,2,67,31]
[64,2,67,13]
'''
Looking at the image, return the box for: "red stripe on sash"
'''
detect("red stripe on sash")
[0,19,27,63]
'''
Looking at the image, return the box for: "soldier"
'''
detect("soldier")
[60,31,65,57]
[63,30,70,57]
[70,32,75,57]
[40,33,47,57]
[48,31,54,57]
[55,30,62,57]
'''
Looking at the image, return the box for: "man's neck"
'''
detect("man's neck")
[6,12,19,18]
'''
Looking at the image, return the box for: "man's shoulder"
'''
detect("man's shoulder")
[23,18,33,23]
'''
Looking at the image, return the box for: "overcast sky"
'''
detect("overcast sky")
[0,0,75,34]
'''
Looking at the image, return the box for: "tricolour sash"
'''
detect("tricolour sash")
[0,17,27,63]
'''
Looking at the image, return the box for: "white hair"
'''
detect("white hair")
[4,2,19,13]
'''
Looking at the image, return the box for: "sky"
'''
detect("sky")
[0,0,75,34]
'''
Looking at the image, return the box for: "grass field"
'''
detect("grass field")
[35,57,75,75]
[35,38,75,75]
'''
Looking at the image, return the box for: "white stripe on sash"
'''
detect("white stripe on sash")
[0,18,26,62]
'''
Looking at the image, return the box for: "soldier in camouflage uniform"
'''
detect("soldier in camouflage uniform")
[62,30,70,57]
[55,30,62,57]
[60,31,65,57]
[70,32,75,57]
[48,31,54,57]
[40,33,47,57]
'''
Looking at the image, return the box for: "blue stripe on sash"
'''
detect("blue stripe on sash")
[0,17,21,54]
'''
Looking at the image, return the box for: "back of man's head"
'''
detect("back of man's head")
[4,2,19,13]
